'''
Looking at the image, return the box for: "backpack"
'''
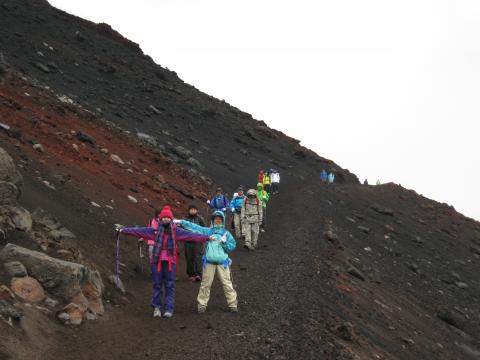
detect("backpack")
[205,231,228,264]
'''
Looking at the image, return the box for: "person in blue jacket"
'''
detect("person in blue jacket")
[207,187,230,214]
[328,172,335,184]
[320,169,328,183]
[178,210,238,313]
[230,186,245,239]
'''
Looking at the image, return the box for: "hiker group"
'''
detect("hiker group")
[320,169,335,184]
[115,168,280,319]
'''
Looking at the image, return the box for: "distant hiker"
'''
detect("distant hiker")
[320,169,328,183]
[258,169,265,184]
[116,206,210,319]
[270,169,280,194]
[376,179,381,185]
[256,183,270,231]
[207,187,230,215]
[184,204,206,282]
[241,189,263,250]
[230,187,246,239]
[363,179,369,185]
[179,211,238,313]
[262,170,272,194]
[328,172,335,184]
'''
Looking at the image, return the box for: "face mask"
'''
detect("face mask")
[213,224,222,229]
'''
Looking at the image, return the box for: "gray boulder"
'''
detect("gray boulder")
[137,132,157,147]
[0,146,23,199]
[0,181,20,205]
[0,206,32,232]
[0,243,103,303]
[4,261,27,277]
[173,146,192,159]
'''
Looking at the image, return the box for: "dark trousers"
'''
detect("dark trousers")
[264,184,271,193]
[271,183,279,193]
[184,242,203,277]
[151,261,176,311]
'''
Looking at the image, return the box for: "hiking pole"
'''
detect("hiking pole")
[138,241,144,274]
[115,230,121,285]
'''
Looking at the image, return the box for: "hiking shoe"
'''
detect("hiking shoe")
[153,308,162,318]
[188,276,196,282]
[260,229,265,233]
[195,275,202,282]
[163,311,173,318]
[197,306,207,314]
[229,306,238,313]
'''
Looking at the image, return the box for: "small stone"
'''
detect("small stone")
[44,297,59,308]
[85,312,98,321]
[62,303,84,326]
[34,62,50,73]
[91,201,101,208]
[110,154,124,165]
[75,131,96,145]
[11,276,46,303]
[413,236,424,244]
[127,195,137,204]
[358,226,370,234]
[72,144,79,152]
[347,266,365,281]
[0,300,23,319]
[100,148,109,155]
[455,282,469,289]
[42,181,56,190]
[33,143,44,152]
[4,261,27,277]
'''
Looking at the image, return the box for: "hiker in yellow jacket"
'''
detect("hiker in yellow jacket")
[262,171,272,194]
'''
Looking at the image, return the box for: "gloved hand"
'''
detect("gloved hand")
[231,208,235,213]
[172,219,181,224]
[114,224,124,232]
[221,207,227,212]
[209,235,218,241]
[220,234,227,243]
[207,200,211,204]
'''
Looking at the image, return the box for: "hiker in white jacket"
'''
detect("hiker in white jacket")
[270,169,280,194]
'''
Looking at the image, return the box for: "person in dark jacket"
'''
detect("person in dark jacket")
[183,204,206,282]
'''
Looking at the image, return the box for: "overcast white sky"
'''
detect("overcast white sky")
[49,0,480,220]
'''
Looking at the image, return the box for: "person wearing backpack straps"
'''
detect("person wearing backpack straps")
[178,210,238,314]
[116,206,211,319]
[241,189,263,250]
[230,186,246,239]
[207,187,230,216]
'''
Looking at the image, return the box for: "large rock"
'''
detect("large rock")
[0,244,103,302]
[0,206,32,231]
[31,208,77,251]
[10,276,46,303]
[0,181,20,205]
[0,147,23,189]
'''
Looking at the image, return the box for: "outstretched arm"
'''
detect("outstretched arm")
[120,227,156,241]
[175,227,210,242]
[179,220,211,236]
